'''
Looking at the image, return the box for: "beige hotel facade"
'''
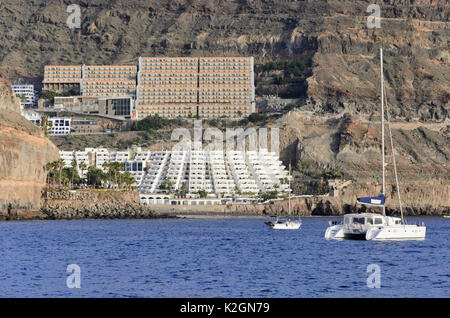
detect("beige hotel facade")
[43,57,255,120]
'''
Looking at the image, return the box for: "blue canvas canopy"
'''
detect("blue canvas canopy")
[356,194,385,206]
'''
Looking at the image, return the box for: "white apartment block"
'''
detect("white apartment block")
[58,146,290,204]
[22,111,72,136]
[60,150,91,177]
[12,84,37,110]
[138,148,290,204]
[22,110,42,124]
[50,117,72,135]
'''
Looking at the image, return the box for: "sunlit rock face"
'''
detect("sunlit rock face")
[0,0,447,120]
[0,78,60,213]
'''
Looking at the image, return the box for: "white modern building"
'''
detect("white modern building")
[138,147,290,203]
[11,84,38,110]
[22,111,72,136]
[22,110,41,124]
[49,117,72,135]
[60,150,91,177]
[58,146,291,204]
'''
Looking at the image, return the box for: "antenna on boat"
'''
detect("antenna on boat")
[380,47,386,217]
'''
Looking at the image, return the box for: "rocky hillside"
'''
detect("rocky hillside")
[0,0,448,119]
[0,78,59,213]
[276,110,449,214]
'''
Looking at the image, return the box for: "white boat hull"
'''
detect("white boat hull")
[325,224,426,241]
[324,225,345,239]
[365,225,426,241]
[267,221,302,230]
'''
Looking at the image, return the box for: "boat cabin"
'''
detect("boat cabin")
[343,214,402,226]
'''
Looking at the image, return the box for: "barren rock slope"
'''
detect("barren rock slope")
[277,110,449,214]
[0,79,59,212]
[0,0,447,120]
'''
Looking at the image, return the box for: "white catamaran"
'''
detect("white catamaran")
[324,48,426,241]
[265,165,302,230]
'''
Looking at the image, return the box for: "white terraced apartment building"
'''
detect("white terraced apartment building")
[11,84,38,110]
[59,146,290,204]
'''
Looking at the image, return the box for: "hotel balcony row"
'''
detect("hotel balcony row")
[136,104,252,118]
[139,57,252,69]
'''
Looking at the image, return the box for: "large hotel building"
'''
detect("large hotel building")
[43,57,255,119]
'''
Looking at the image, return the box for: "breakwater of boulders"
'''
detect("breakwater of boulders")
[39,190,175,220]
[1,189,445,222]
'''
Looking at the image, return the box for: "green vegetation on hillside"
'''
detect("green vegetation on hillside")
[131,114,186,132]
[39,89,80,100]
[292,161,346,196]
[255,55,312,99]
[262,56,310,84]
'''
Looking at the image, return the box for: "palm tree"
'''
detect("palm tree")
[39,115,52,137]
[62,174,70,190]
[45,161,55,186]
[180,183,187,198]
[87,166,105,188]
[111,162,120,190]
[70,159,78,189]
[273,183,279,198]
[117,162,125,190]
[55,159,65,188]
[102,161,111,188]
[122,172,135,191]
[79,161,87,182]
[165,178,174,194]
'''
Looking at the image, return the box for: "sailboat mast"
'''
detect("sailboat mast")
[380,48,386,216]
[288,164,291,215]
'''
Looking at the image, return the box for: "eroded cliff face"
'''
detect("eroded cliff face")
[0,0,447,120]
[305,0,449,121]
[276,110,449,214]
[0,78,59,213]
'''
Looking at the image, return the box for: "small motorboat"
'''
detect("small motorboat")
[264,164,302,230]
[265,216,302,230]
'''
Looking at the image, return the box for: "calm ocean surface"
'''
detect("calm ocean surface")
[0,217,448,297]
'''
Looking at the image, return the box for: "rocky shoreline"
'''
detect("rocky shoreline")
[0,190,176,221]
[1,189,447,222]
[41,190,179,220]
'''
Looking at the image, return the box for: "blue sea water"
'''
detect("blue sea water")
[0,217,448,297]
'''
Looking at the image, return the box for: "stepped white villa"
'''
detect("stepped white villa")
[60,145,290,205]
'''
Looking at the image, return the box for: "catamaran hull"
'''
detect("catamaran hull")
[325,225,426,241]
[324,225,371,240]
[324,225,345,239]
[365,225,426,241]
